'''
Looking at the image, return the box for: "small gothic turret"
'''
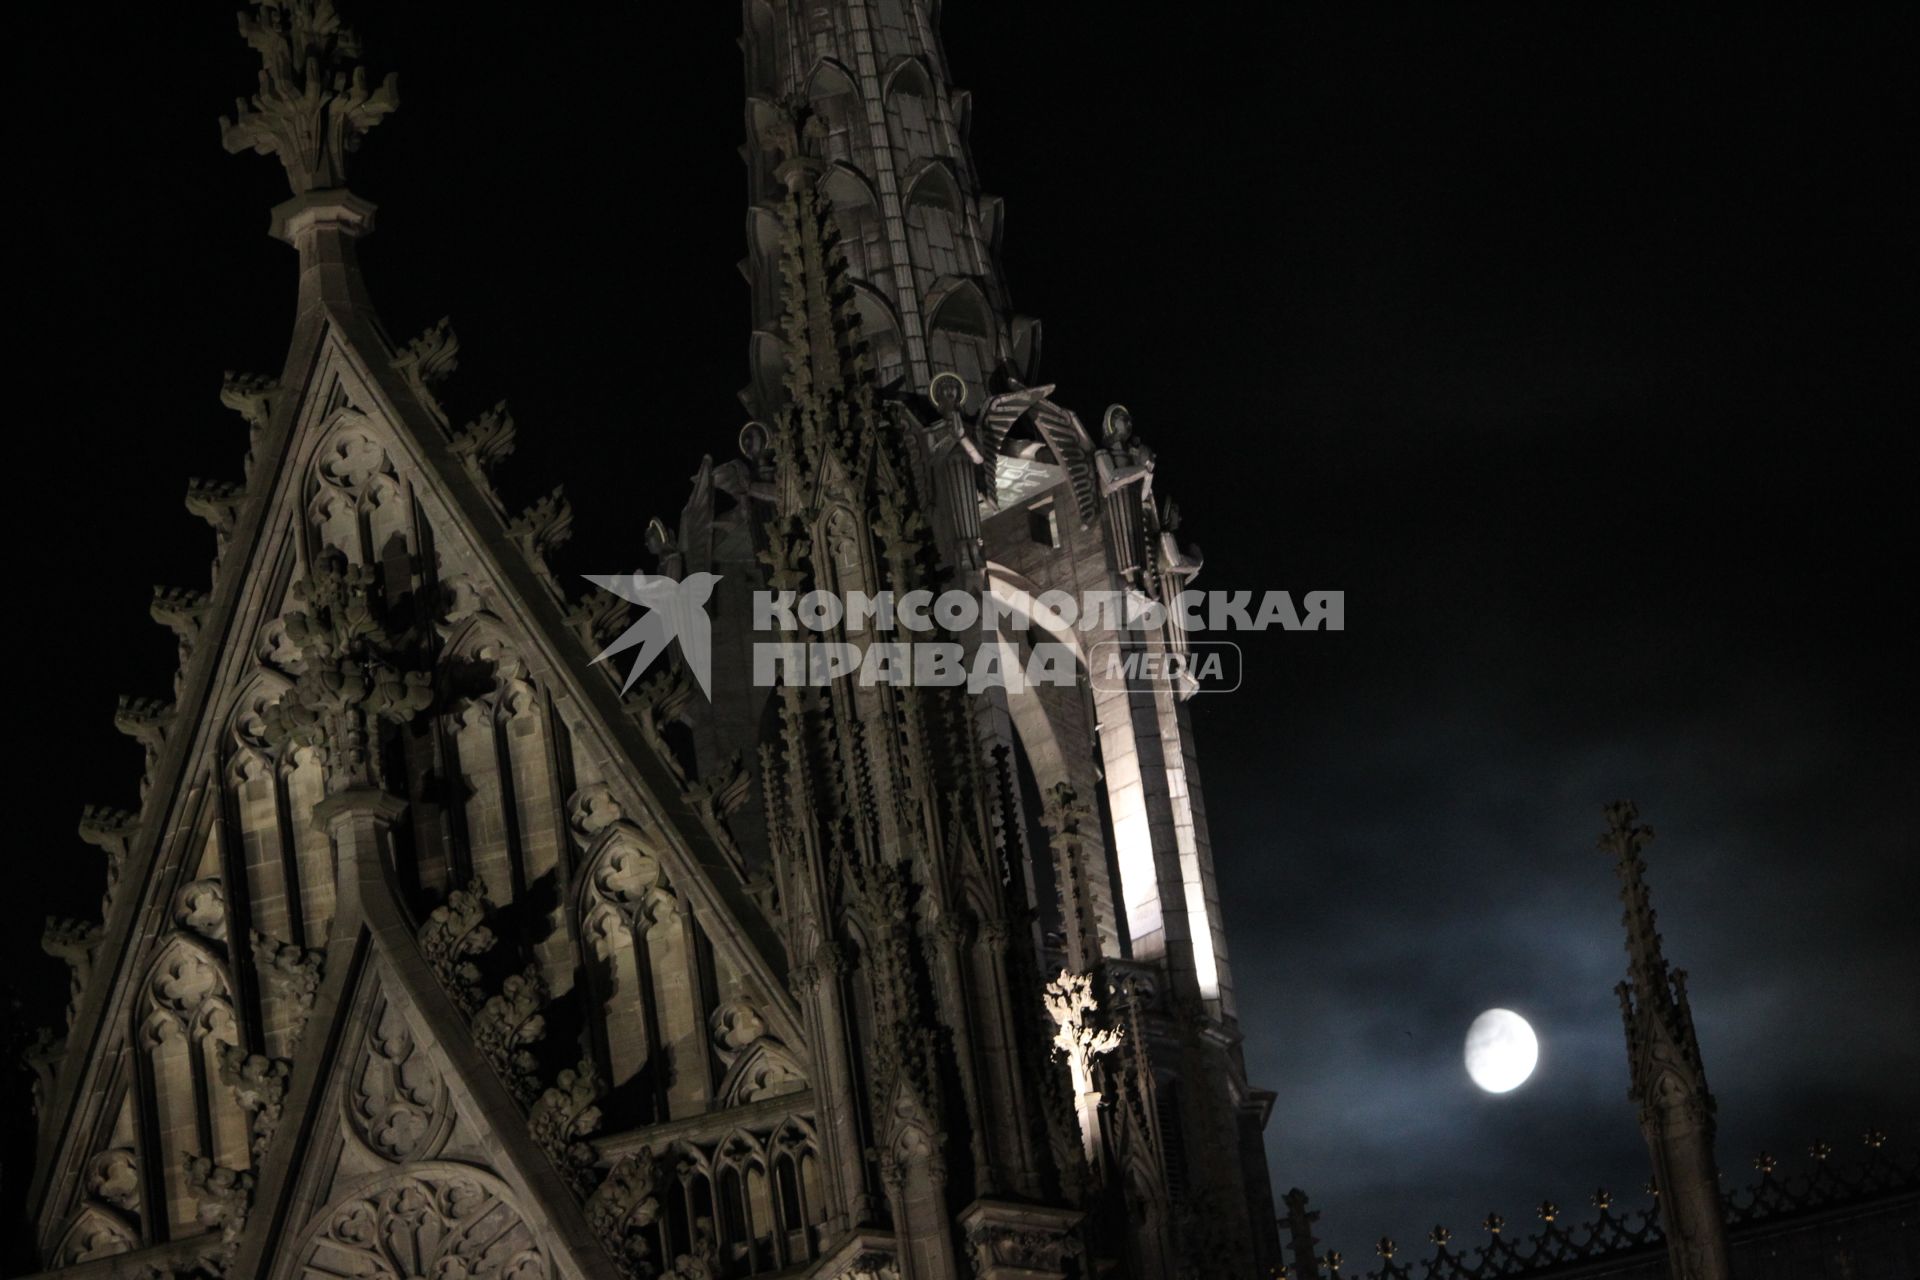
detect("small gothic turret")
[1601,800,1733,1280]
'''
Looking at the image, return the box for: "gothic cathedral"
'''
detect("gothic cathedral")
[24,2,1282,1276]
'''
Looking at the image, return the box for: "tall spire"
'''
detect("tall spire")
[1601,801,1733,1280]
[738,0,1039,416]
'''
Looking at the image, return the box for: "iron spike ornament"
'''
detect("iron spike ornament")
[220,0,399,195]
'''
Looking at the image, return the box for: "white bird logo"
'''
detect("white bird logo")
[581,572,723,699]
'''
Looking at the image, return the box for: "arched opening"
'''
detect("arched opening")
[744,206,785,325]
[848,283,906,389]
[884,58,939,162]
[744,1,778,97]
[806,61,862,167]
[820,164,883,281]
[926,279,996,391]
[718,1164,749,1248]
[904,163,968,291]
[774,1152,804,1237]
[135,939,246,1237]
[904,162,963,215]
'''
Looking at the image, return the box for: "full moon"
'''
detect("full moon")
[1464,1008,1539,1093]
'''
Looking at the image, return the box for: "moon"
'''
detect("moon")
[1464,1008,1539,1093]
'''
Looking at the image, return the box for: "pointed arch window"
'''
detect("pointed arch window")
[903,162,969,290]
[806,61,862,167]
[577,829,715,1124]
[135,938,248,1236]
[744,1,778,97]
[848,284,906,389]
[884,58,940,161]
[819,164,883,281]
[925,279,997,392]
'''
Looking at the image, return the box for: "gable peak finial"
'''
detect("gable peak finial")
[220,0,399,196]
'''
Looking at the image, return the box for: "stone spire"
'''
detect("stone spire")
[1601,800,1732,1280]
[737,0,1039,415]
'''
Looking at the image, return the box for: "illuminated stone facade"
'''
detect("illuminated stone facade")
[22,1,1280,1276]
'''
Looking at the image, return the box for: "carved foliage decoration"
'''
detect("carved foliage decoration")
[347,992,452,1163]
[42,917,104,1031]
[52,1203,137,1266]
[1045,968,1121,1168]
[528,1059,605,1196]
[470,967,550,1107]
[260,556,433,792]
[393,316,460,420]
[586,1148,663,1278]
[220,1046,292,1163]
[965,1220,1082,1278]
[185,1154,254,1260]
[220,0,399,195]
[78,804,137,918]
[295,1167,550,1280]
[417,879,497,1015]
[253,931,326,1024]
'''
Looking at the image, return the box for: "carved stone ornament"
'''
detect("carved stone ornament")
[586,1148,663,1277]
[174,877,229,942]
[508,486,575,564]
[78,805,138,915]
[252,930,326,1009]
[709,999,769,1061]
[53,1204,138,1266]
[587,839,673,928]
[263,557,431,792]
[471,966,550,1106]
[452,400,518,513]
[220,370,281,433]
[527,1059,605,1195]
[220,1045,292,1162]
[568,785,625,839]
[43,917,104,1029]
[1045,969,1122,1167]
[346,994,451,1163]
[417,879,497,1014]
[964,1220,1082,1276]
[185,1154,255,1261]
[84,1147,142,1214]
[219,0,399,195]
[294,1167,551,1280]
[394,315,460,397]
[187,476,246,538]
[451,400,517,473]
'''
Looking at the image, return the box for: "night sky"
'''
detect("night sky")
[8,3,1915,1269]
